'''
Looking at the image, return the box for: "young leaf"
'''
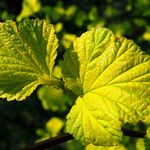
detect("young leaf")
[66,96,122,146]
[61,50,82,95]
[38,85,72,112]
[86,143,127,150]
[63,27,150,146]
[144,127,150,150]
[0,20,58,100]
[17,0,41,21]
[46,117,64,137]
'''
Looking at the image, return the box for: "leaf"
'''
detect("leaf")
[63,27,150,146]
[66,139,84,150]
[144,127,150,150]
[142,113,150,125]
[17,0,41,21]
[52,65,63,79]
[61,49,83,95]
[62,33,76,48]
[36,117,64,142]
[0,20,58,100]
[46,117,64,137]
[86,143,127,150]
[66,96,122,146]
[38,85,72,112]
[136,138,145,150]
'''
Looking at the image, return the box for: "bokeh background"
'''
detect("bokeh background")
[0,0,150,150]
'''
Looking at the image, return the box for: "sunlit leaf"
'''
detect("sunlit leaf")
[38,85,71,112]
[0,20,58,100]
[46,117,64,137]
[144,127,150,150]
[86,143,127,150]
[17,0,41,21]
[63,27,150,146]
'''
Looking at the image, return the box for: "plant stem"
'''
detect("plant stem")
[21,133,73,150]
[22,128,146,150]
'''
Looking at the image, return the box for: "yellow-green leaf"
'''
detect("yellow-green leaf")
[17,0,41,21]
[0,20,58,100]
[63,27,150,146]
[86,143,127,150]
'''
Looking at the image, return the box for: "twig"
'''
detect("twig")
[21,133,73,150]
[22,128,146,150]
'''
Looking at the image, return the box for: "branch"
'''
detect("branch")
[22,128,146,150]
[21,133,73,150]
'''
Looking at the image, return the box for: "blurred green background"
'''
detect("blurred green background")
[0,0,149,150]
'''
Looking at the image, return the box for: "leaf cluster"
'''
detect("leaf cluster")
[0,19,149,149]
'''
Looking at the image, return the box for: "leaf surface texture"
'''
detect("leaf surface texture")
[0,20,58,100]
[63,27,150,146]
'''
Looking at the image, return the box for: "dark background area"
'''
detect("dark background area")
[0,89,52,149]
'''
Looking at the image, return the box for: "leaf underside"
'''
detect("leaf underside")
[0,19,58,100]
[62,27,150,146]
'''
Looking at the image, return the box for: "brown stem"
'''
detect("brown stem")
[21,133,73,150]
[21,128,146,150]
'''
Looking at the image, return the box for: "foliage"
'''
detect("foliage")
[0,0,150,149]
[1,0,150,53]
[36,117,64,141]
[0,19,149,150]
[0,20,58,100]
[17,0,41,21]
[63,27,150,148]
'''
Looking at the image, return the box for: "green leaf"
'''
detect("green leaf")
[64,27,150,146]
[61,49,83,95]
[38,85,72,112]
[62,33,76,49]
[86,143,127,150]
[0,20,58,100]
[66,139,84,150]
[136,138,145,150]
[46,117,64,137]
[144,127,150,150]
[17,0,41,21]
[66,96,122,146]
